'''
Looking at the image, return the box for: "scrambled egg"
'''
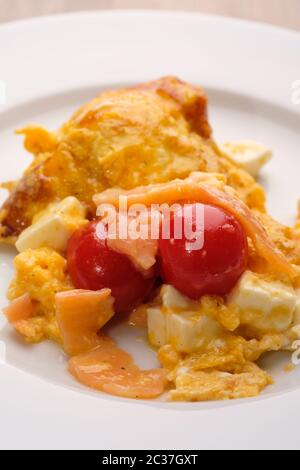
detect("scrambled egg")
[7,247,73,343]
[149,283,298,401]
[169,363,272,402]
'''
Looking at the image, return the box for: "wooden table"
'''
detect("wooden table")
[0,0,299,30]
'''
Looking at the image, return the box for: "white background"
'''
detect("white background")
[0,0,299,31]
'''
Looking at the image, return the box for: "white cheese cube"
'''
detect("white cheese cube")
[16,215,71,253]
[220,140,272,178]
[147,308,166,348]
[166,312,200,352]
[166,312,220,353]
[229,271,297,333]
[147,286,222,353]
[16,196,87,253]
[161,284,191,310]
[33,196,86,222]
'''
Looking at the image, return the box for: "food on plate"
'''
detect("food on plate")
[67,221,156,313]
[3,293,34,324]
[69,336,167,399]
[94,172,297,279]
[2,76,300,402]
[158,203,249,299]
[15,196,88,253]
[0,77,264,241]
[55,289,115,356]
[220,141,272,178]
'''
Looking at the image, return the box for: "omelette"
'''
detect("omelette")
[2,77,300,402]
[0,77,264,240]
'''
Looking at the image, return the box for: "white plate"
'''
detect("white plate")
[0,11,300,450]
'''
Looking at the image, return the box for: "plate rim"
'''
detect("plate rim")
[0,9,300,450]
[0,9,299,39]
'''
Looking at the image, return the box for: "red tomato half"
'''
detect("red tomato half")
[67,221,155,313]
[158,203,248,299]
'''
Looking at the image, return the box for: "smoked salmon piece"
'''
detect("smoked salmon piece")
[3,293,34,324]
[109,236,158,273]
[55,289,115,356]
[69,336,167,399]
[94,172,296,280]
[106,209,161,272]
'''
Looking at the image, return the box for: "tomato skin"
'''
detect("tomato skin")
[158,204,248,299]
[67,221,155,313]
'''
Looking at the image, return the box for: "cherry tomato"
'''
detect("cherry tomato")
[158,203,248,299]
[67,221,155,313]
